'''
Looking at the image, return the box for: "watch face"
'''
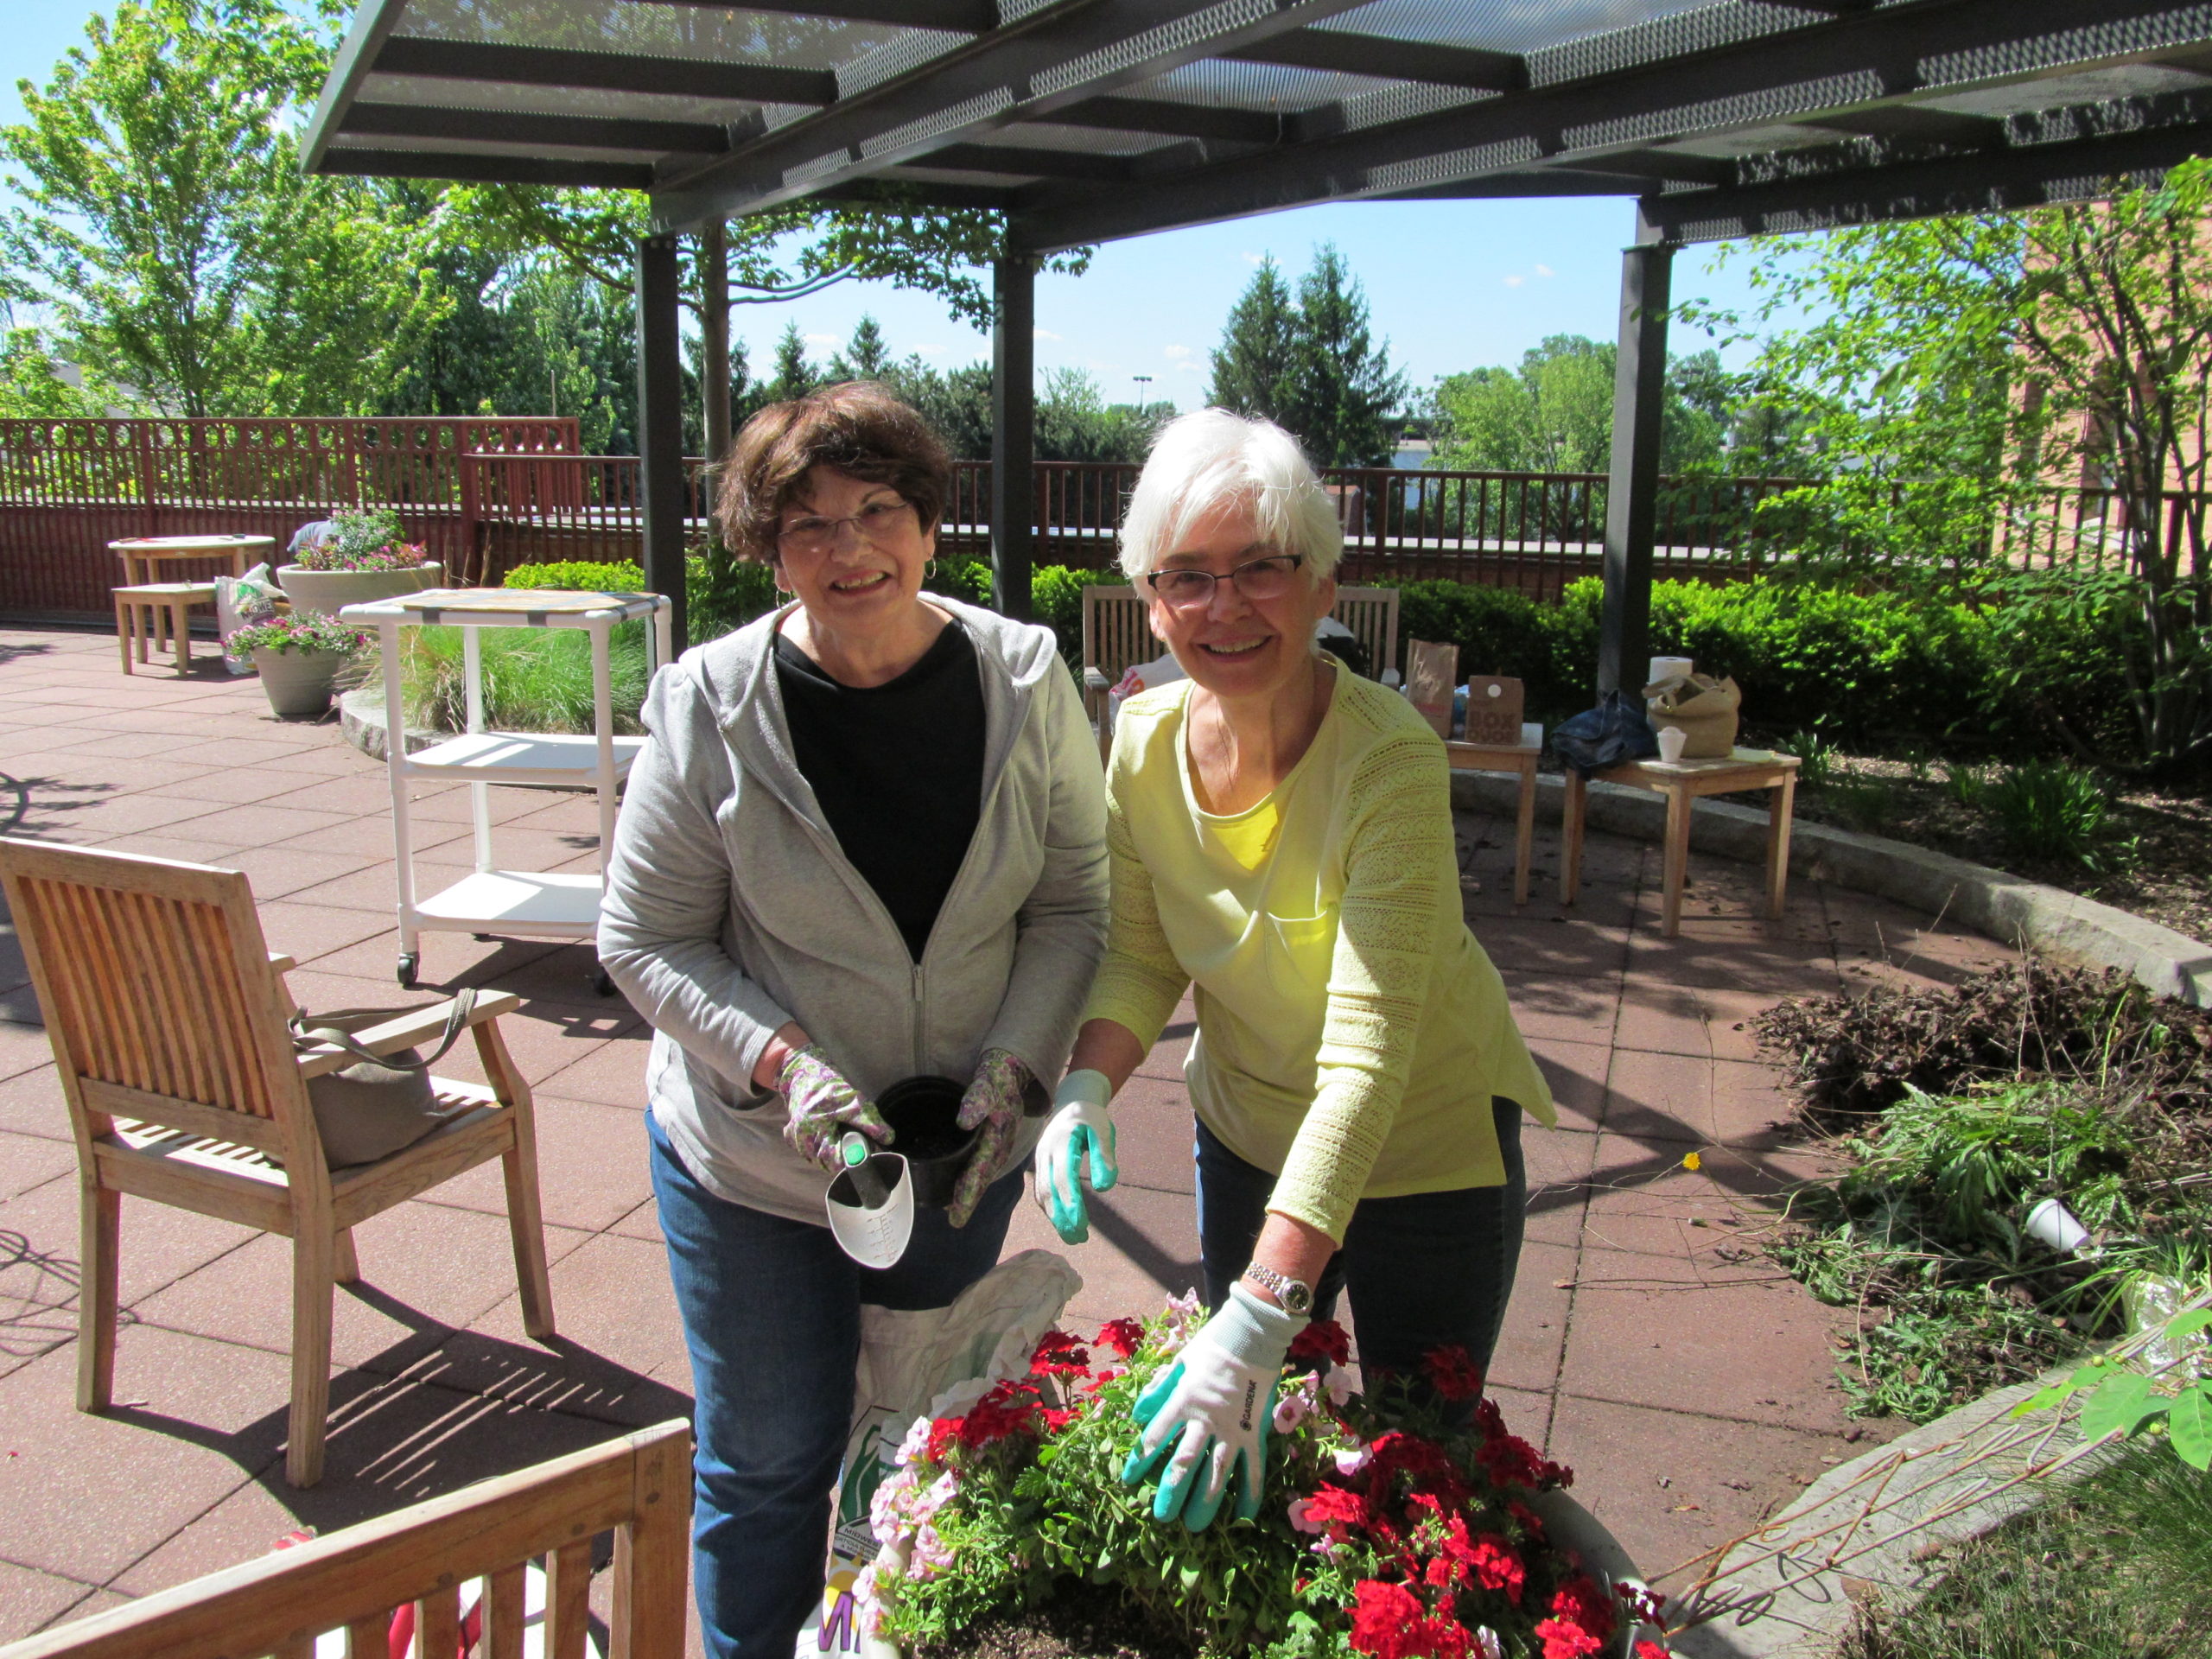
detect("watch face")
[1282,1281,1314,1315]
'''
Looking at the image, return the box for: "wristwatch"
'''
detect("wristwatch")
[1243,1262,1315,1317]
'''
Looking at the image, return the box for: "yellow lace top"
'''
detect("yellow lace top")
[1083,671,1554,1243]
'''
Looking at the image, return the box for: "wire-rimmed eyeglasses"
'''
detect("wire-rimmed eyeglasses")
[1144,553,1305,607]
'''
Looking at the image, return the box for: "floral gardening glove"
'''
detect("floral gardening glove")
[1121,1284,1305,1531]
[1033,1069,1117,1243]
[777,1045,890,1174]
[948,1048,1032,1229]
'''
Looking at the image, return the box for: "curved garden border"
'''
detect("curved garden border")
[1448,771,2212,1009]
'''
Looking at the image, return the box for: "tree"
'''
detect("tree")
[1692,162,2212,772]
[1430,335,1742,475]
[830,315,893,382]
[766,323,818,407]
[0,327,119,416]
[1207,257,1298,422]
[0,0,442,416]
[1284,245,1407,466]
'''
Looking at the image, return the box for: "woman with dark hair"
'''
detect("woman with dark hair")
[599,381,1108,1655]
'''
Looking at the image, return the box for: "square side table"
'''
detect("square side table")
[1560,747,1801,935]
[1443,740,1540,905]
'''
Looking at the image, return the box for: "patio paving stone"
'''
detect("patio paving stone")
[0,624,2031,1635]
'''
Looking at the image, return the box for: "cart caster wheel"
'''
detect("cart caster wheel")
[397,953,420,989]
[594,969,615,998]
[473,932,495,943]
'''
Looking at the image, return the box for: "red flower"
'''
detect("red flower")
[1534,1576,1617,1659]
[923,1417,963,1465]
[1422,1344,1485,1401]
[1289,1319,1352,1367]
[1094,1317,1145,1359]
[1446,1521,1525,1606]
[1635,1643,1671,1659]
[1029,1329,1090,1377]
[1300,1484,1371,1536]
[1039,1406,1078,1433]
[1348,1580,1468,1659]
[957,1380,1046,1449]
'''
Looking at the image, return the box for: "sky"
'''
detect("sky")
[1,1,1796,411]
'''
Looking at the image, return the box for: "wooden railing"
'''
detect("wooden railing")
[0,418,2190,619]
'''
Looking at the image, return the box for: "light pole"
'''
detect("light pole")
[1132,373,1153,405]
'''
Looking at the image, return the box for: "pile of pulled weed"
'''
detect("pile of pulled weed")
[1751,958,2212,1124]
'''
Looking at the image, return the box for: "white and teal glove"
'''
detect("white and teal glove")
[1033,1069,1117,1243]
[1121,1284,1305,1531]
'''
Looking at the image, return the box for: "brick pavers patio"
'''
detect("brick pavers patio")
[0,625,2017,1645]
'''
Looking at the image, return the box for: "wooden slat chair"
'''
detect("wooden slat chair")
[1331,585,1401,683]
[0,838,556,1488]
[0,1420,691,1659]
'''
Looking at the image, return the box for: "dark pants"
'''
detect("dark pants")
[647,1110,1023,1658]
[1193,1097,1527,1392]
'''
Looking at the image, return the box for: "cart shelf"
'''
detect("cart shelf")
[405,731,646,784]
[414,870,604,932]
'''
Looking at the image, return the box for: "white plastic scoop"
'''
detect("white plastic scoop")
[824,1131,914,1269]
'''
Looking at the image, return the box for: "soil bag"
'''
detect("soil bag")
[1643,670,1742,759]
[803,1249,1082,1659]
[1550,690,1660,778]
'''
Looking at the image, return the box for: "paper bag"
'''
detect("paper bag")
[1404,639,1459,737]
[1643,671,1741,759]
[1463,675,1526,745]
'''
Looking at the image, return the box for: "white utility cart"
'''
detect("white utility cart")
[340,588,675,990]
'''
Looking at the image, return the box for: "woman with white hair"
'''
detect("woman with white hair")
[1032,409,1554,1531]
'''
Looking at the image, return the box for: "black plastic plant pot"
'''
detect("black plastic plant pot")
[876,1075,976,1210]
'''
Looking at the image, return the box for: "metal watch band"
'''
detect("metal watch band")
[1242,1262,1314,1315]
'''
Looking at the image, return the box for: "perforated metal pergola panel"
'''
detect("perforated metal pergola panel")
[306,1,2212,658]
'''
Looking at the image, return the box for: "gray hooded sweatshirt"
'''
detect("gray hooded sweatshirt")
[597,596,1109,1225]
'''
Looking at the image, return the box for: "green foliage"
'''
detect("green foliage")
[402,622,652,735]
[1030,563,1090,668]
[1209,245,1406,466]
[504,560,647,593]
[0,327,122,416]
[294,506,425,572]
[1981,760,2123,871]
[1837,1438,2212,1659]
[1,0,445,417]
[1787,728,1840,789]
[1425,337,1736,475]
[2012,1302,2212,1471]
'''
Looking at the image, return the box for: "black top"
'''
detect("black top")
[773,619,987,962]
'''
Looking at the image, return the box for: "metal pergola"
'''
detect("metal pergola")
[307,0,2212,669]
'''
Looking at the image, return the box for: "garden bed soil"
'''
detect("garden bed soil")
[911,1579,1194,1659]
[1764,747,2212,943]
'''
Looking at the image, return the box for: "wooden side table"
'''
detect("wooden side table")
[109,535,274,656]
[1560,747,1801,936]
[1443,740,1540,905]
[115,582,219,677]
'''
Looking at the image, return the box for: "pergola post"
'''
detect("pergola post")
[701,219,732,471]
[990,250,1036,620]
[635,232,689,652]
[1596,205,1673,697]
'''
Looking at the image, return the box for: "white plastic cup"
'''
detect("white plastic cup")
[1519,721,1542,748]
[1656,726,1688,763]
[2024,1197,2091,1256]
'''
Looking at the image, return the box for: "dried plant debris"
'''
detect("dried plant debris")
[912,1579,1195,1659]
[1752,957,2212,1123]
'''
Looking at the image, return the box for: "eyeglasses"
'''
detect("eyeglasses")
[1144,553,1305,607]
[776,498,917,556]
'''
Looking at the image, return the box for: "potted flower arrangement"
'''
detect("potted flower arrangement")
[277,506,441,614]
[861,1295,1669,1659]
[230,612,373,718]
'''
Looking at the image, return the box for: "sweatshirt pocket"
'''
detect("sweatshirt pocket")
[1262,911,1338,999]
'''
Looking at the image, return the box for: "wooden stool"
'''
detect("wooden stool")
[1560,747,1802,936]
[115,582,218,677]
[1444,740,1541,904]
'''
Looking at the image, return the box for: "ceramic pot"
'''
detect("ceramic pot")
[276,561,442,616]
[251,646,348,717]
[876,1076,977,1209]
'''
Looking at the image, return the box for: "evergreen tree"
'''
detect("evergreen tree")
[1284,244,1407,467]
[829,315,893,381]
[1205,257,1297,423]
[766,322,817,404]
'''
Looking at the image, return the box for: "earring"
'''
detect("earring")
[925,558,938,577]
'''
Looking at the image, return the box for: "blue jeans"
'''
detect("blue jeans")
[647,1111,1023,1658]
[1194,1097,1527,1402]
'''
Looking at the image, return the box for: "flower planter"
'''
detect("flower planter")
[251,646,350,717]
[276,561,442,616]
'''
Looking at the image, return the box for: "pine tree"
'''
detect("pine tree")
[830,315,892,381]
[1285,244,1406,467]
[1206,257,1298,422]
[766,321,817,404]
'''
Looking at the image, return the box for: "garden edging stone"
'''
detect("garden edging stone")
[337,683,439,762]
[1660,1353,2106,1659]
[1448,770,2212,1007]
